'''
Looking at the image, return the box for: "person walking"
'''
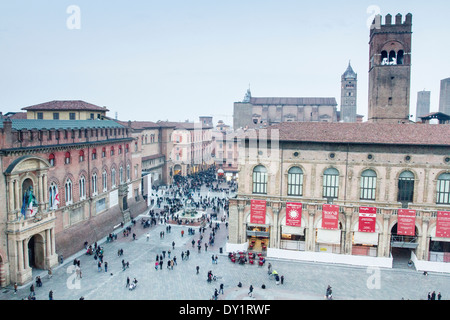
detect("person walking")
[48,268,53,279]
[49,290,53,300]
[98,261,102,272]
[14,282,17,295]
[172,241,175,250]
[219,283,224,294]
[248,285,254,297]
[196,265,200,274]
[104,262,108,272]
[146,233,150,242]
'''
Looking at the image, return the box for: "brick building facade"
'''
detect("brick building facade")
[0,115,146,286]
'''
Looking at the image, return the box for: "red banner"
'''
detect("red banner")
[286,202,302,227]
[250,199,266,225]
[436,211,450,238]
[358,206,377,233]
[322,204,339,230]
[397,209,416,236]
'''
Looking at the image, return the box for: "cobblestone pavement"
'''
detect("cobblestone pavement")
[2,188,449,301]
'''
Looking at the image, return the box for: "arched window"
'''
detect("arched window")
[323,168,339,199]
[65,151,71,164]
[92,149,97,160]
[120,166,124,184]
[389,50,397,64]
[125,144,129,153]
[102,147,106,158]
[397,50,404,65]
[111,168,116,188]
[436,173,450,204]
[49,182,58,209]
[127,164,131,181]
[381,50,388,65]
[49,153,55,166]
[79,175,86,200]
[118,146,122,154]
[287,167,303,196]
[360,169,377,200]
[102,170,108,192]
[397,171,414,203]
[110,146,114,156]
[65,179,73,205]
[252,165,267,194]
[92,173,98,195]
[79,150,85,162]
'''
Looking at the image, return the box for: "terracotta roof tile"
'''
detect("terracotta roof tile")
[22,100,109,112]
[245,122,450,146]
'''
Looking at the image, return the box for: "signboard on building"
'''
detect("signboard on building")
[358,206,377,233]
[286,202,302,227]
[397,209,416,236]
[436,211,450,238]
[322,204,339,230]
[250,199,266,225]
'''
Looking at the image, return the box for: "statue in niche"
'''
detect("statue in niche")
[21,186,38,218]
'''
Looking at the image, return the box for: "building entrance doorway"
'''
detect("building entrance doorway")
[390,223,418,269]
[27,234,46,270]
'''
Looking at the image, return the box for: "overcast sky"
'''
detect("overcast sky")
[1,0,449,125]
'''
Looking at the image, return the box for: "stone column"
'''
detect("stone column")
[418,216,430,260]
[237,204,245,243]
[380,213,391,257]
[344,209,353,254]
[272,206,281,249]
[43,174,48,205]
[14,179,20,212]
[23,239,29,271]
[17,240,24,272]
[51,228,56,256]
[307,207,316,252]
[8,179,14,214]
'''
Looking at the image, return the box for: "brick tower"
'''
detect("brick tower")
[340,61,357,122]
[368,13,412,123]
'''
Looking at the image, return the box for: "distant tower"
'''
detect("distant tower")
[368,13,413,123]
[415,90,431,121]
[340,61,357,122]
[439,77,450,115]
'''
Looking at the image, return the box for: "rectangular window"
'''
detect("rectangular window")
[288,173,303,196]
[360,176,377,200]
[252,172,267,194]
[37,112,43,119]
[53,113,59,120]
[69,113,76,120]
[323,174,339,199]
[436,179,450,204]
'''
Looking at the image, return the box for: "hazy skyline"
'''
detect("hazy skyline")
[1,0,449,125]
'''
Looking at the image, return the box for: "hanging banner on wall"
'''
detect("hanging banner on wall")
[397,209,416,236]
[322,204,339,230]
[436,211,450,238]
[250,199,266,225]
[358,206,377,233]
[286,202,302,227]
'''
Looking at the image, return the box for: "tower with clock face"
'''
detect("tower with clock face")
[340,61,357,122]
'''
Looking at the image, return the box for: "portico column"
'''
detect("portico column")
[418,216,430,260]
[344,210,353,254]
[17,240,24,272]
[14,179,20,212]
[43,174,48,205]
[380,213,391,257]
[8,179,14,213]
[23,239,29,270]
[46,229,51,259]
[307,207,316,252]
[51,228,56,256]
